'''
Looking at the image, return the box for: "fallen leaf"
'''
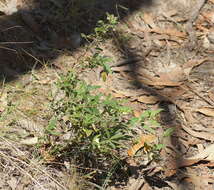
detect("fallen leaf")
[162,9,178,18]
[111,89,146,98]
[179,144,214,167]
[127,134,156,156]
[137,95,159,104]
[158,66,186,82]
[196,107,214,117]
[142,12,156,28]
[183,59,208,76]
[0,90,7,112]
[150,27,186,38]
[164,158,177,177]
[184,176,212,190]
[40,147,55,162]
[162,87,186,99]
[20,137,38,145]
[201,11,214,23]
[182,125,214,141]
[208,91,214,102]
[184,110,197,124]
[133,110,142,117]
[197,144,204,153]
[139,78,182,87]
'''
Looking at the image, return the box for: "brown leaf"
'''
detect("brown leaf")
[184,176,212,190]
[164,158,177,177]
[142,13,156,28]
[184,110,197,124]
[183,59,208,76]
[182,125,214,141]
[137,95,159,104]
[133,110,142,117]
[140,78,182,87]
[162,87,186,99]
[150,27,186,38]
[209,0,214,3]
[196,107,214,117]
[111,89,146,98]
[208,91,214,102]
[127,135,156,156]
[201,11,214,23]
[158,66,186,82]
[179,144,214,167]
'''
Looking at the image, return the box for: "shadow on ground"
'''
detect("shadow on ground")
[0,0,189,188]
[0,0,154,82]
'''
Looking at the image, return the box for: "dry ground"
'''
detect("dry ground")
[0,0,214,189]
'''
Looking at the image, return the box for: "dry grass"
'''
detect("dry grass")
[0,62,84,189]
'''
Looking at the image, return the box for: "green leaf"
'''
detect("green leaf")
[150,109,163,118]
[140,110,151,120]
[129,117,140,126]
[163,127,174,137]
[83,128,93,137]
[46,117,60,136]
[154,143,165,150]
[143,125,156,134]
[102,63,112,74]
[110,133,124,140]
[92,135,101,149]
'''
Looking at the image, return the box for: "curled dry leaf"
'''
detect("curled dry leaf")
[179,144,214,167]
[127,134,156,156]
[139,78,182,87]
[196,107,214,117]
[137,95,159,104]
[149,27,186,38]
[182,125,214,141]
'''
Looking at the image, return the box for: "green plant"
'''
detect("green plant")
[129,109,174,159]
[82,13,118,41]
[85,48,112,70]
[40,71,172,185]
[44,71,131,158]
[83,48,113,81]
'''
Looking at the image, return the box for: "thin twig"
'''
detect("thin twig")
[0,151,47,190]
[0,136,67,190]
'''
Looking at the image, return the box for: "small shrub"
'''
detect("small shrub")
[43,71,132,159]
[82,13,118,41]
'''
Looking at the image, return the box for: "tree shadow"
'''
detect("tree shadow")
[0,0,154,82]
[111,30,191,188]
